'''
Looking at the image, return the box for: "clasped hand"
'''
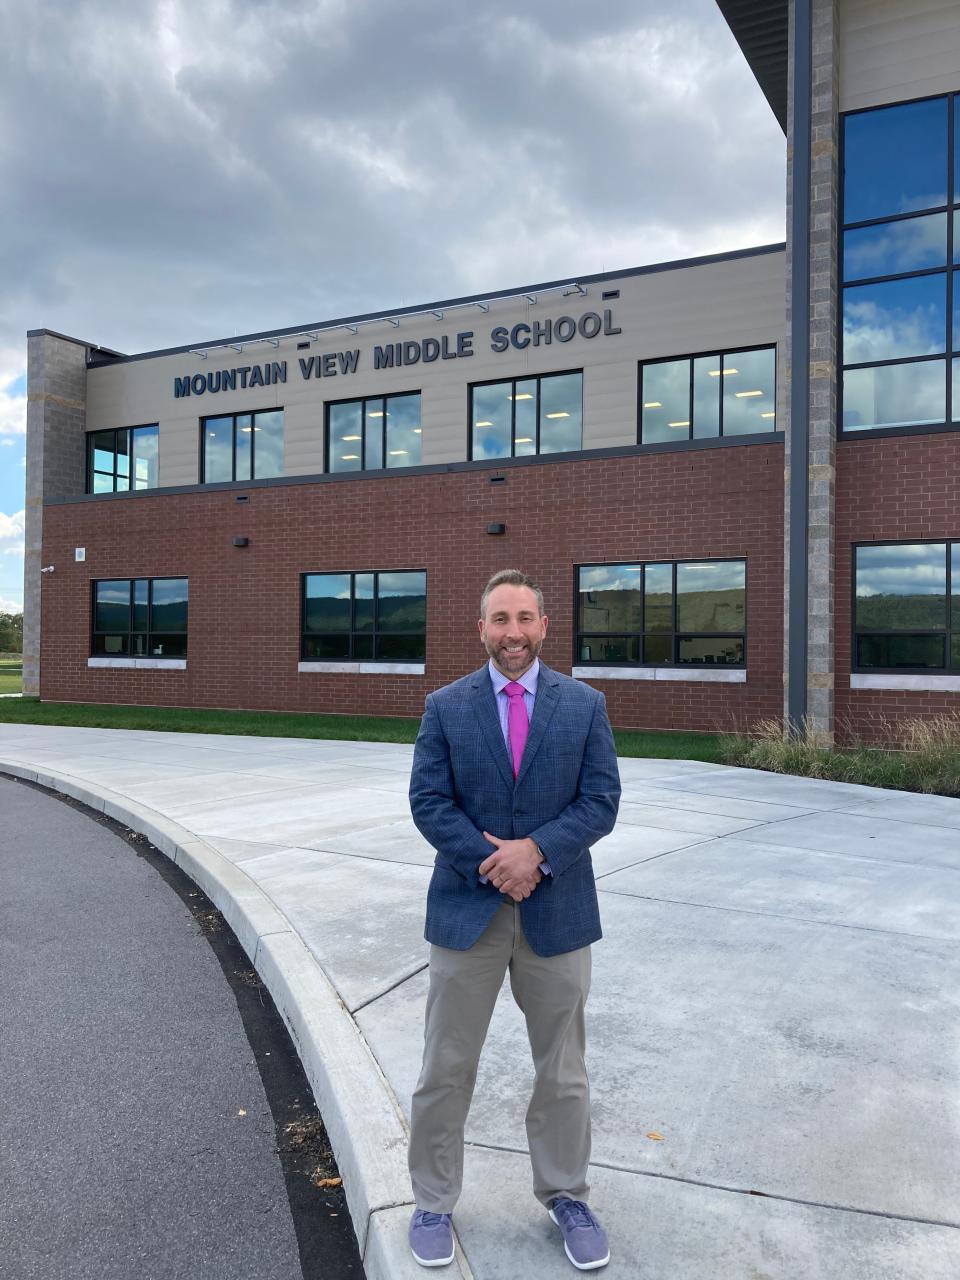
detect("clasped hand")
[479,834,541,901]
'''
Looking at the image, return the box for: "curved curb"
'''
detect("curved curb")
[0,759,473,1280]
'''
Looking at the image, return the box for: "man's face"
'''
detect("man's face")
[479,584,549,678]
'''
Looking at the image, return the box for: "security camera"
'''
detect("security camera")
[40,565,55,574]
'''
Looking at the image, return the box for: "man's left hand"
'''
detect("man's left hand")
[480,834,542,896]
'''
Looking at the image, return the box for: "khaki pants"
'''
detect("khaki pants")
[408,900,592,1213]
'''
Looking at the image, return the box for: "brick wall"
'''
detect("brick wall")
[835,434,960,744]
[39,443,785,732]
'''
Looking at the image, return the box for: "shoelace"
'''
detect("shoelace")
[555,1200,598,1231]
[416,1211,451,1229]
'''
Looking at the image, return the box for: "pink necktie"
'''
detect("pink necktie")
[504,681,529,778]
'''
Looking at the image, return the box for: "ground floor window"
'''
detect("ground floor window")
[854,542,960,670]
[92,578,188,657]
[301,570,426,661]
[576,560,746,665]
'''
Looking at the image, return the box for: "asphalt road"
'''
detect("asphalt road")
[0,775,363,1280]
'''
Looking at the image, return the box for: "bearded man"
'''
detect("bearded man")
[406,568,621,1271]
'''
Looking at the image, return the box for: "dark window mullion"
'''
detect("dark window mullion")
[250,411,257,479]
[511,379,517,458]
[843,263,950,288]
[843,205,952,232]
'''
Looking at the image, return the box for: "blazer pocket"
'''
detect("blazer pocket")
[434,853,468,883]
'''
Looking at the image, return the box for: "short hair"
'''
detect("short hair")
[480,569,546,619]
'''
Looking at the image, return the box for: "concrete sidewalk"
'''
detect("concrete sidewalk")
[2,723,959,1279]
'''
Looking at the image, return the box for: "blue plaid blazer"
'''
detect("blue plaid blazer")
[409,663,621,957]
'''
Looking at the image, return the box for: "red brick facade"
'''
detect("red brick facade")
[835,434,960,745]
[40,442,785,732]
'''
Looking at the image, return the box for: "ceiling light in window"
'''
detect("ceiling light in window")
[342,434,361,440]
[760,412,776,419]
[545,412,570,419]
[709,368,738,376]
[341,454,360,460]
[389,449,408,455]
[240,426,253,432]
[413,428,422,434]
[515,437,533,443]
[511,393,534,400]
[368,410,385,417]
[735,390,763,398]
[643,401,662,409]
[475,420,494,427]
[667,421,690,428]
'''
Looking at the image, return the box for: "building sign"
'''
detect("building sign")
[174,308,621,397]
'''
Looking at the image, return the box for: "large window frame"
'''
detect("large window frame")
[638,346,778,444]
[90,577,188,659]
[852,540,959,674]
[575,559,747,668]
[86,425,159,493]
[300,570,427,663]
[324,392,422,473]
[200,408,284,483]
[468,370,583,460]
[840,91,960,439]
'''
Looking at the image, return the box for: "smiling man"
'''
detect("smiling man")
[407,568,621,1271]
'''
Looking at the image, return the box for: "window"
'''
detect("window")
[87,425,159,493]
[640,348,777,443]
[470,372,582,459]
[201,409,284,482]
[326,393,421,473]
[302,570,426,661]
[576,560,746,666]
[854,542,960,671]
[92,578,188,657]
[841,95,960,433]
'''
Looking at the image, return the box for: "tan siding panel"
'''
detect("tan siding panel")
[840,0,960,112]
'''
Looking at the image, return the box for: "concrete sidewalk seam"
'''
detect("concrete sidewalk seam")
[0,758,423,1280]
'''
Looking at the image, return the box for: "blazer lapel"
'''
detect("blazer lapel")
[469,667,516,789]
[515,663,561,786]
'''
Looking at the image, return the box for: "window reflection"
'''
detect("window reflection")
[327,395,421,472]
[92,578,188,659]
[577,560,746,667]
[202,411,285,482]
[302,571,426,661]
[843,275,946,363]
[855,544,947,630]
[842,360,945,430]
[470,373,582,458]
[843,97,947,224]
[843,213,946,282]
[87,425,160,493]
[640,348,775,442]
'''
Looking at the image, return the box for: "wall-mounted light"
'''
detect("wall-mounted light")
[486,523,506,536]
[40,565,55,574]
[233,537,249,548]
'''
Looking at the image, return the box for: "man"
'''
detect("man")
[407,568,621,1271]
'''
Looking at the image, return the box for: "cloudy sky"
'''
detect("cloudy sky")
[0,0,785,614]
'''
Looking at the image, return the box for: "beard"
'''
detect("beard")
[484,633,543,676]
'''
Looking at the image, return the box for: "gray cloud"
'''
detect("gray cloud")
[1,0,785,356]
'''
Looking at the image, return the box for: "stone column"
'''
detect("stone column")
[784,0,840,742]
[23,332,90,696]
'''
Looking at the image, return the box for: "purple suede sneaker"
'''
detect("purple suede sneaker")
[549,1198,610,1270]
[409,1209,455,1267]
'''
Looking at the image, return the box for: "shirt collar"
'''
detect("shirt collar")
[488,657,540,698]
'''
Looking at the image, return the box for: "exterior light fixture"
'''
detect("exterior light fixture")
[486,523,506,535]
[233,537,249,548]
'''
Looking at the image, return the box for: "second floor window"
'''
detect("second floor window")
[577,560,746,666]
[87,425,159,493]
[202,409,284,482]
[92,577,188,657]
[302,570,426,661]
[470,372,582,460]
[326,393,421,472]
[640,348,777,444]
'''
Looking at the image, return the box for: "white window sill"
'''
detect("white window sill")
[298,661,425,675]
[851,673,960,693]
[88,657,187,670]
[572,665,746,683]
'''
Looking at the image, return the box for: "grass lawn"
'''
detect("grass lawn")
[0,696,729,761]
[0,658,22,696]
